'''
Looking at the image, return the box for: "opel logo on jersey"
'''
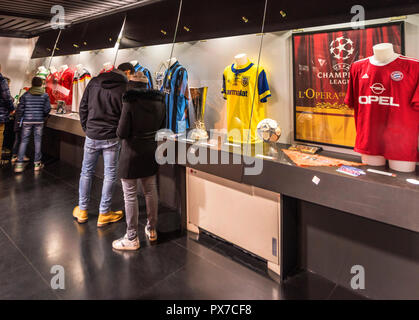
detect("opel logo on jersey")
[391,71,404,81]
[242,76,250,87]
[359,82,399,107]
[370,83,386,95]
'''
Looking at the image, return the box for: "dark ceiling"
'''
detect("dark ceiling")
[6,0,419,58]
[0,0,156,38]
[2,0,419,40]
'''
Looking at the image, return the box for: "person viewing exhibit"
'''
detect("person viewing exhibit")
[112,86,166,251]
[0,0,417,306]
[14,76,51,172]
[0,64,14,166]
[73,63,134,227]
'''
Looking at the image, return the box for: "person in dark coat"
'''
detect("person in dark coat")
[14,76,51,173]
[0,66,14,165]
[73,63,134,228]
[2,77,14,157]
[112,86,166,251]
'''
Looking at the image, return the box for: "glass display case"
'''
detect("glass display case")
[25,0,419,174]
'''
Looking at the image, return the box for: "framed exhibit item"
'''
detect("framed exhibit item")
[292,22,404,148]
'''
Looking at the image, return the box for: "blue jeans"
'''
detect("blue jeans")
[18,124,43,163]
[79,137,121,214]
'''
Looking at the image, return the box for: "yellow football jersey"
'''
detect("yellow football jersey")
[222,59,271,143]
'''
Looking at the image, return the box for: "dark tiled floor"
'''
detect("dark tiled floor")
[0,159,367,300]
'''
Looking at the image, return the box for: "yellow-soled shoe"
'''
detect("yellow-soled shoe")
[73,206,88,224]
[97,210,124,227]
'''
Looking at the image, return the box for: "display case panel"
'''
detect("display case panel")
[31,29,60,59]
[79,13,125,52]
[174,0,266,43]
[168,0,267,147]
[117,0,197,138]
[44,24,123,114]
[264,0,418,32]
[120,0,182,48]
[53,23,88,57]
[292,23,404,148]
[116,0,183,91]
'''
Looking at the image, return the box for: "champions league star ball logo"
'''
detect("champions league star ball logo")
[330,36,354,60]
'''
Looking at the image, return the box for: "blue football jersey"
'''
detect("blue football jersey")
[161,61,190,133]
[134,63,154,90]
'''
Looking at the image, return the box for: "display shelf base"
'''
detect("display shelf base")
[187,222,200,234]
[267,262,282,284]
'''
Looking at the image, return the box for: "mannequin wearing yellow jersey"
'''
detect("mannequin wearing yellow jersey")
[222,54,271,143]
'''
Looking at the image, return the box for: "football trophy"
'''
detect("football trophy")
[190,87,208,140]
[56,100,67,114]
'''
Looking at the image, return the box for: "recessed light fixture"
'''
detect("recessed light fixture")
[161,29,167,35]
[280,10,286,18]
[242,16,249,23]
[83,42,87,45]
[184,26,190,32]
[109,37,112,42]
[73,44,79,48]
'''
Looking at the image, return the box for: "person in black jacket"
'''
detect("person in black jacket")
[0,65,14,166]
[14,77,51,173]
[112,87,166,251]
[73,63,134,228]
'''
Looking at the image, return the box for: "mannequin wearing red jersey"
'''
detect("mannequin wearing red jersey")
[346,43,418,173]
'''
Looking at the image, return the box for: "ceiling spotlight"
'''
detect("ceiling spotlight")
[184,26,190,32]
[83,41,87,45]
[280,10,286,18]
[109,37,112,42]
[161,29,167,35]
[73,44,79,48]
[55,47,60,51]
[242,16,249,23]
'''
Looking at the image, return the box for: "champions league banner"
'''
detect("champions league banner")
[293,23,404,148]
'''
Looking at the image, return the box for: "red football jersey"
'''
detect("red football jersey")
[45,72,59,105]
[57,68,75,106]
[345,55,419,162]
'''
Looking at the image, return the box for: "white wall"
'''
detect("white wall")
[0,36,36,97]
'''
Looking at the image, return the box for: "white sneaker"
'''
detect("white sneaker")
[145,226,157,242]
[34,162,44,171]
[112,234,140,251]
